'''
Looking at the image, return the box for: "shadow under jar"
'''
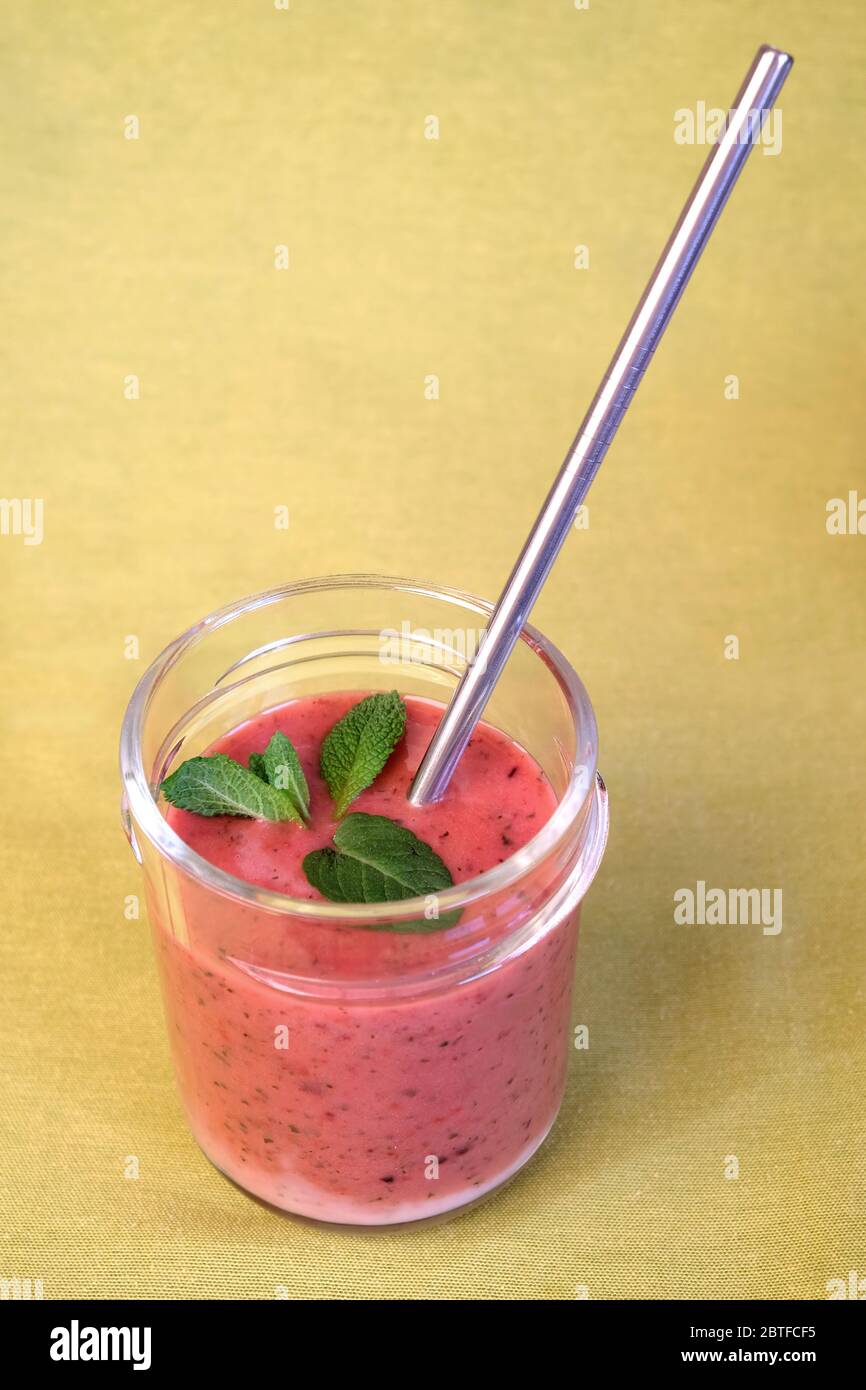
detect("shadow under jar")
[119,575,609,1227]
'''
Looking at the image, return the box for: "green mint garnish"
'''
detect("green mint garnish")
[302,812,458,931]
[161,752,305,824]
[248,752,267,779]
[261,730,310,822]
[320,691,406,818]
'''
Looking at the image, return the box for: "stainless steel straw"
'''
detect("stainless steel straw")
[409,43,793,806]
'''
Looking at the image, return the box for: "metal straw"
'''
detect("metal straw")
[409,43,793,806]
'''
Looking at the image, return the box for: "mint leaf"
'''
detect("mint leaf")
[247,735,308,819]
[161,754,305,824]
[262,730,309,822]
[320,691,406,817]
[302,812,458,932]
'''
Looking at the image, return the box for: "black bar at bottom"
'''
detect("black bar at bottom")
[5,1296,860,1372]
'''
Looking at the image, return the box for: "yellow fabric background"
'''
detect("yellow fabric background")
[2,0,864,1301]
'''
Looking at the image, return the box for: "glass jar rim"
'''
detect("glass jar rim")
[119,573,600,923]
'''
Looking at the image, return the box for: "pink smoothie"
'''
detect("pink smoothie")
[153,693,579,1224]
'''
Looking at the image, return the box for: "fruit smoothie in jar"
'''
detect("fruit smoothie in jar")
[120,577,608,1227]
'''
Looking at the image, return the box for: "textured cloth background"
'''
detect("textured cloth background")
[1,0,864,1300]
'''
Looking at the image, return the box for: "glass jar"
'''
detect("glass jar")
[119,575,608,1226]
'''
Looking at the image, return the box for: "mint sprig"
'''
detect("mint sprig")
[302,812,459,932]
[261,730,310,821]
[161,748,305,824]
[320,691,406,818]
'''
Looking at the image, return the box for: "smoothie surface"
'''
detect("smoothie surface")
[165,693,557,896]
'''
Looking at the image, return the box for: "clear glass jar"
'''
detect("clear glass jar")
[119,575,609,1227]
